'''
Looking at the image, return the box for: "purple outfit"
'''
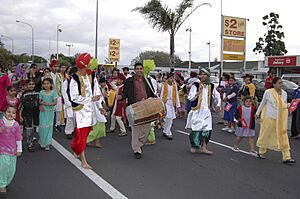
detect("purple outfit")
[0,119,22,156]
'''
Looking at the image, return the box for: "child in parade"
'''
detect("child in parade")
[0,106,22,194]
[38,78,57,151]
[232,96,258,156]
[160,73,180,140]
[4,85,21,123]
[109,74,127,136]
[20,80,39,152]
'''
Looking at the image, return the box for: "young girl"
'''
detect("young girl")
[20,80,40,152]
[39,78,57,151]
[232,96,257,156]
[4,86,21,123]
[0,106,22,194]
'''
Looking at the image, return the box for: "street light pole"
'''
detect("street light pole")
[186,26,192,73]
[57,24,62,60]
[206,41,211,69]
[66,44,74,57]
[1,35,14,54]
[16,20,34,62]
[95,0,99,58]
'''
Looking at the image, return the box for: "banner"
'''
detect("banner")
[223,16,246,38]
[223,53,245,61]
[109,38,120,62]
[266,56,297,67]
[224,38,245,52]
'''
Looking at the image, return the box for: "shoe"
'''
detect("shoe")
[32,137,37,142]
[227,128,235,133]
[56,126,61,132]
[283,159,296,164]
[134,152,142,159]
[221,127,230,131]
[249,151,258,157]
[28,145,35,152]
[257,153,266,159]
[45,146,50,151]
[106,129,115,133]
[166,135,173,140]
[162,133,167,137]
[66,134,73,139]
[232,147,240,152]
[118,132,127,137]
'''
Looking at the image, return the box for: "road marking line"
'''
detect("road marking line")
[176,130,251,155]
[52,139,128,199]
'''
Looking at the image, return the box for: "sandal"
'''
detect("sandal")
[257,153,266,159]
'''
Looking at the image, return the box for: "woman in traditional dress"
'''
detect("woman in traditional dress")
[255,77,295,164]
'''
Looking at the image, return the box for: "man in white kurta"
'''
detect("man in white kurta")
[160,74,180,140]
[69,53,101,169]
[62,73,74,139]
[185,68,221,154]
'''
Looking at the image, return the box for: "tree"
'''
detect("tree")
[253,12,287,56]
[131,50,182,67]
[133,0,210,69]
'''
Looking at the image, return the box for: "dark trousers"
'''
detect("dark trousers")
[291,108,300,137]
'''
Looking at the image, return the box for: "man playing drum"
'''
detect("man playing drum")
[121,63,156,159]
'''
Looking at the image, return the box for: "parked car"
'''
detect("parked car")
[281,74,300,84]
[255,79,298,102]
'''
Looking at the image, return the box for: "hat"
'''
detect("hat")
[241,74,254,78]
[50,60,58,68]
[76,53,91,69]
[200,67,210,76]
[117,73,126,81]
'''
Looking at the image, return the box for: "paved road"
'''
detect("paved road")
[6,114,300,199]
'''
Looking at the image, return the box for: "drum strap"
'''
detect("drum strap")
[144,77,157,97]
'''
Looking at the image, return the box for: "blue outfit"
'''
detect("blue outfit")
[291,88,300,137]
[224,84,239,122]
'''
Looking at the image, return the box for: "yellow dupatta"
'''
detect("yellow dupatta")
[257,89,290,151]
[191,83,211,111]
[162,82,177,105]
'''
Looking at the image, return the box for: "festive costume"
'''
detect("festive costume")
[223,83,239,122]
[3,97,21,123]
[56,72,65,125]
[185,69,221,150]
[256,89,292,161]
[160,82,180,137]
[235,104,256,137]
[38,90,57,148]
[68,53,101,155]
[0,118,22,189]
[62,77,74,136]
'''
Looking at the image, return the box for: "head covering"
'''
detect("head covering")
[16,63,27,79]
[76,53,91,69]
[199,67,211,84]
[50,60,58,68]
[117,73,126,81]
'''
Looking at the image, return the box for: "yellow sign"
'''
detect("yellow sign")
[109,38,120,62]
[223,53,245,61]
[223,16,246,38]
[224,39,245,52]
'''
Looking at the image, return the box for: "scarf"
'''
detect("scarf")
[162,82,177,105]
[3,116,15,127]
[191,83,211,111]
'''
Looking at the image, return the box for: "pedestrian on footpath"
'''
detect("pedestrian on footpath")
[232,96,258,156]
[160,73,180,140]
[186,68,221,154]
[255,77,296,164]
[0,106,22,194]
[69,53,102,169]
[222,76,239,133]
[19,80,39,152]
[38,78,57,151]
[121,62,156,159]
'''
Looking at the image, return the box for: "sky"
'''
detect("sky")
[0,0,299,65]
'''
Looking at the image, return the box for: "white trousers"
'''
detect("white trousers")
[163,118,173,136]
[65,117,74,135]
[55,111,61,126]
[110,115,126,133]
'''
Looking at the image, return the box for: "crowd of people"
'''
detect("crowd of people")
[0,53,300,194]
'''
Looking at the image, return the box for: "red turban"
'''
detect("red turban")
[76,53,91,69]
[50,60,58,68]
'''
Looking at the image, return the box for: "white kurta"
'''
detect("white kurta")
[93,90,107,123]
[51,72,62,111]
[69,74,101,129]
[160,84,181,119]
[185,84,221,131]
[62,79,73,118]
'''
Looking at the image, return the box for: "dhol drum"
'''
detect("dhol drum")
[126,97,165,126]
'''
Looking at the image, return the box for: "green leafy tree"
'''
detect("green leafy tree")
[133,0,210,68]
[131,50,182,67]
[253,12,287,56]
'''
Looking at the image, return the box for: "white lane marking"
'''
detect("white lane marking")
[176,130,251,155]
[52,139,128,199]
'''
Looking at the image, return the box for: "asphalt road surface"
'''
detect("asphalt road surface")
[5,113,300,199]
